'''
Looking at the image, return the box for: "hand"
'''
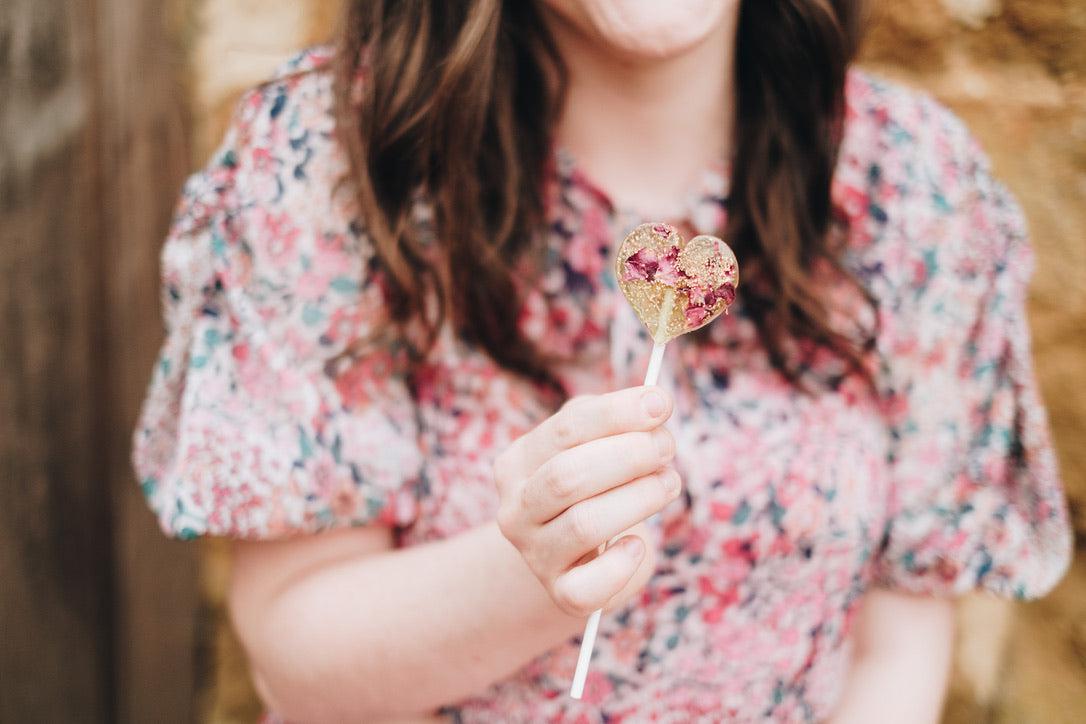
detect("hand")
[493,386,681,616]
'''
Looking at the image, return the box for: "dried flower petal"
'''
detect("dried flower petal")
[656,246,683,285]
[622,248,659,282]
[716,282,736,306]
[685,305,710,327]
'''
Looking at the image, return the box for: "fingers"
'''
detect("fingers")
[491,386,678,618]
[505,386,673,479]
[531,466,681,577]
[520,426,676,523]
[551,535,646,616]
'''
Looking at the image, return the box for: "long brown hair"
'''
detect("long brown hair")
[333,0,876,397]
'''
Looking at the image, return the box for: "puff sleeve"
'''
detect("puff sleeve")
[872,117,1073,599]
[132,67,424,540]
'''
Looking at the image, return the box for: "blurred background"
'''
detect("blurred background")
[1,1,1083,722]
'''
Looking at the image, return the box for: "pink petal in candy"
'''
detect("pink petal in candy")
[686,284,709,307]
[621,248,659,282]
[715,282,736,306]
[685,305,710,327]
[655,246,683,285]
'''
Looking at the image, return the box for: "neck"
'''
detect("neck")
[545,11,737,222]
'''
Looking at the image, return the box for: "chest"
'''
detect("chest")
[403,301,894,589]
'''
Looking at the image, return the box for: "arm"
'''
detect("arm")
[228,387,679,722]
[829,589,955,724]
[230,523,588,722]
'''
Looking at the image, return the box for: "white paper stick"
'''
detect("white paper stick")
[570,292,673,699]
[569,606,602,700]
[643,340,666,387]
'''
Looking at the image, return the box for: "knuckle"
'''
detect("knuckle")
[550,413,579,449]
[541,456,580,502]
[567,504,599,548]
[495,503,522,546]
[492,451,514,492]
[514,531,547,578]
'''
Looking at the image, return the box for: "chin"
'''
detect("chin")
[541,0,739,60]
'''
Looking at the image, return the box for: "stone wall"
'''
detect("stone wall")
[863,2,1086,721]
[184,2,1085,721]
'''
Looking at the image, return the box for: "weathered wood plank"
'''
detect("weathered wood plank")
[92,0,202,722]
[1,1,201,721]
[0,2,115,721]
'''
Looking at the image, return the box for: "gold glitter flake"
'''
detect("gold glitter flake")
[678,235,738,290]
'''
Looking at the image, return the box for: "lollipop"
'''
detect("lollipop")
[569,222,738,700]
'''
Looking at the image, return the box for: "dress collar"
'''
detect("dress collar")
[520,142,732,394]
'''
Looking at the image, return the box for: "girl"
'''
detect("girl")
[134,1,1071,721]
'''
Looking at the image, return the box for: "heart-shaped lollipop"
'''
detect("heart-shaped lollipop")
[615,222,739,343]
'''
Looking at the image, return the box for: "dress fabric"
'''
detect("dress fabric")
[132,46,1072,722]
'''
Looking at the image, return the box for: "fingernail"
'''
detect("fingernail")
[642,389,667,418]
[662,470,681,497]
[617,536,644,558]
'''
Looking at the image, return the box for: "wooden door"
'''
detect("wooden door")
[1,1,201,721]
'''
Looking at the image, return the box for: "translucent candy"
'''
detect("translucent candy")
[615,222,739,343]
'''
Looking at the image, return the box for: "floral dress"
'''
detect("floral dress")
[132,47,1072,722]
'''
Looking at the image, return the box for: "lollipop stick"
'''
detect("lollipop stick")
[643,339,666,387]
[570,291,674,699]
[570,608,602,700]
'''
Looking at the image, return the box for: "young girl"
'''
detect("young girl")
[134,1,1071,721]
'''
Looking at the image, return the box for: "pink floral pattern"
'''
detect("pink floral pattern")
[132,48,1072,722]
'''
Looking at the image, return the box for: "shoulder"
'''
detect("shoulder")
[841,69,989,206]
[224,44,342,204]
[838,68,996,225]
[837,69,1028,298]
[232,44,337,121]
[182,45,344,240]
[167,45,386,365]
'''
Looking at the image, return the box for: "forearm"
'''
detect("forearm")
[829,590,955,724]
[230,521,648,722]
[229,387,673,721]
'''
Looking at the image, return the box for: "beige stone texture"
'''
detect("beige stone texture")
[184,2,1085,721]
[862,2,1086,719]
[189,0,341,160]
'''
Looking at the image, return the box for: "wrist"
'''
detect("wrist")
[472,520,587,638]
